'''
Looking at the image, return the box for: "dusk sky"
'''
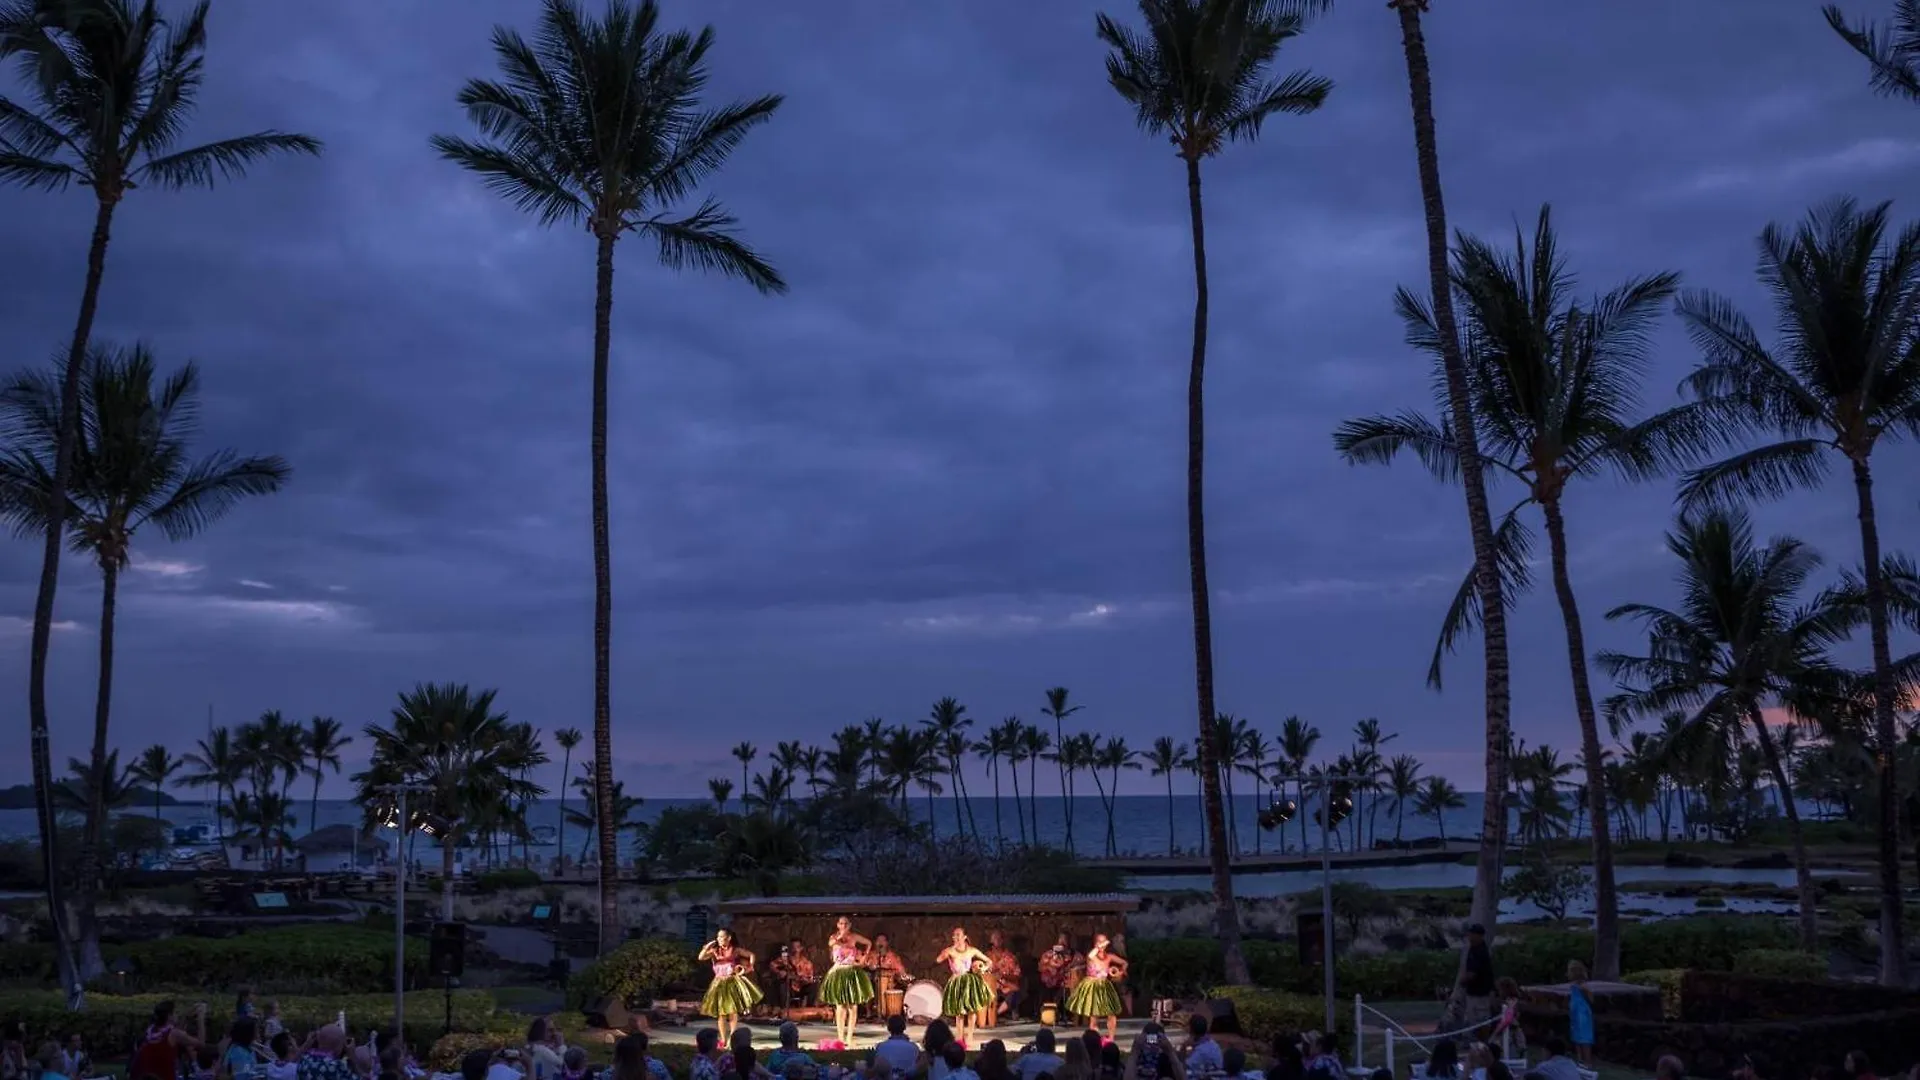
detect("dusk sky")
[3,0,1917,799]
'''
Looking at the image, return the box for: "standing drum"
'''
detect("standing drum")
[904,980,943,1022]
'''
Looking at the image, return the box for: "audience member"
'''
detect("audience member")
[977,1041,1014,1080]
[1182,1018,1221,1077]
[1421,1041,1459,1080]
[871,1018,919,1077]
[766,1025,814,1078]
[1014,1030,1064,1080]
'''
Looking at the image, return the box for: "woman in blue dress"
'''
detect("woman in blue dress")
[1565,960,1593,1068]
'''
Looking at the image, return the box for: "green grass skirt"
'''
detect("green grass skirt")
[819,964,875,1005]
[701,973,763,1017]
[942,971,993,1016]
[1066,977,1122,1018]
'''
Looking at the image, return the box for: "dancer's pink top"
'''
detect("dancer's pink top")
[1086,954,1109,979]
[831,941,859,966]
[949,952,973,975]
[712,947,738,979]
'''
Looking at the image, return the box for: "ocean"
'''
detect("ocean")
[0,790,1676,859]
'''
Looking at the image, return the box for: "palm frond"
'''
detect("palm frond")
[1426,502,1536,690]
[143,450,289,542]
[1824,1,1920,103]
[643,197,785,293]
[1331,410,1463,483]
[430,134,588,227]
[133,131,321,189]
[0,148,75,190]
[1676,438,1831,509]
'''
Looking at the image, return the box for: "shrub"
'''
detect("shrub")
[567,937,697,1011]
[1622,969,1684,1020]
[427,1033,513,1071]
[473,868,545,893]
[1337,950,1457,1001]
[1621,916,1795,972]
[0,990,498,1057]
[1207,985,1345,1043]
[0,926,429,995]
[1731,949,1827,982]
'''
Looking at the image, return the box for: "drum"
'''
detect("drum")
[882,988,906,1018]
[1040,1002,1058,1026]
[903,980,943,1022]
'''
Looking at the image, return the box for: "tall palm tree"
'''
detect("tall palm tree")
[1598,509,1859,952]
[433,0,784,954]
[1278,715,1320,854]
[127,744,178,824]
[1096,737,1141,856]
[1097,0,1328,986]
[707,776,733,811]
[354,682,543,919]
[1334,208,1683,978]
[731,742,758,805]
[1040,688,1081,846]
[0,0,318,983]
[301,717,351,835]
[1415,775,1464,843]
[1020,724,1050,847]
[568,763,641,862]
[1663,199,1920,981]
[553,727,582,871]
[862,717,888,790]
[180,727,238,845]
[0,344,286,970]
[978,720,1019,848]
[996,718,1029,846]
[1239,728,1273,854]
[924,698,979,840]
[1826,1,1920,102]
[1385,754,1422,842]
[1145,735,1193,855]
[1208,714,1248,853]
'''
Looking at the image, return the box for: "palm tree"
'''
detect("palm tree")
[732,742,758,804]
[1239,728,1273,854]
[1598,509,1859,952]
[54,751,135,818]
[553,727,582,872]
[567,764,641,863]
[354,682,543,919]
[1020,725,1050,847]
[1826,1,1920,102]
[924,698,979,840]
[1415,775,1464,843]
[1278,715,1320,854]
[300,717,351,835]
[0,0,317,981]
[1040,688,1081,847]
[1097,0,1328,986]
[978,720,1019,848]
[127,744,179,824]
[1209,714,1248,853]
[433,0,784,954]
[996,718,1030,846]
[862,717,888,790]
[0,344,287,969]
[1146,736,1193,855]
[180,727,239,845]
[1096,737,1141,855]
[707,777,733,811]
[1385,754,1422,842]
[1663,199,1920,981]
[1334,208,1682,977]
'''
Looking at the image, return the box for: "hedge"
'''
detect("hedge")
[0,990,504,1058]
[1127,916,1798,1003]
[1207,986,1347,1043]
[1622,970,1684,1020]
[1730,948,1827,982]
[566,937,698,1011]
[0,927,431,994]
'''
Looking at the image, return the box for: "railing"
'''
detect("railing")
[1350,996,1515,1080]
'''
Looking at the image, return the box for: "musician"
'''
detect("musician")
[1037,933,1077,1015]
[985,930,1024,1022]
[768,938,819,1012]
[865,933,908,982]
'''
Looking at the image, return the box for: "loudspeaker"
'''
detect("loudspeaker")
[585,995,631,1030]
[429,922,466,978]
[1297,911,1326,968]
[1201,997,1240,1036]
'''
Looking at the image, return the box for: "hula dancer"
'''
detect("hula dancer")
[698,929,762,1044]
[820,916,874,1046]
[934,927,992,1047]
[1065,933,1127,1040]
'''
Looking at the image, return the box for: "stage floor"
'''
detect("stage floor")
[639,1017,1152,1051]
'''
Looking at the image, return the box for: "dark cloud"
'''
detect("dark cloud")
[2,0,1917,795]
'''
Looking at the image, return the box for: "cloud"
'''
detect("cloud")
[238,579,274,590]
[0,615,82,636]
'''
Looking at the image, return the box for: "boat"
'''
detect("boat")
[171,821,218,846]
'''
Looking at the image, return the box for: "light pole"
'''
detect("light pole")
[376,781,430,1038]
[1263,770,1360,1034]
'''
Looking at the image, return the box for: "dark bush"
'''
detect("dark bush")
[1207,986,1346,1043]
[0,990,501,1057]
[0,926,431,994]
[472,868,544,893]
[566,937,698,1011]
[1730,949,1825,981]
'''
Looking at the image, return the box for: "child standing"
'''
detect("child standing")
[1491,978,1526,1061]
[1565,961,1593,1069]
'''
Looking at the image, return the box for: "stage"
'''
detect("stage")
[637,1015,1153,1051]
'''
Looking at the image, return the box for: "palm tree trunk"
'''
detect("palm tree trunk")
[1011,760,1026,846]
[1749,707,1817,950]
[990,761,1004,849]
[1054,719,1069,847]
[32,197,121,995]
[1252,773,1263,855]
[1541,499,1622,979]
[1027,754,1039,847]
[1850,459,1908,984]
[590,228,620,956]
[1393,1,1512,1019]
[1180,153,1248,985]
[441,837,457,922]
[1166,774,1177,856]
[310,773,322,836]
[557,749,571,875]
[76,557,123,978]
[1088,768,1109,857]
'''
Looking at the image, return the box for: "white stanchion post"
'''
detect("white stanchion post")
[1354,995,1363,1069]
[1385,1031,1395,1080]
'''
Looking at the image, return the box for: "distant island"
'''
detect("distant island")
[0,784,182,810]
